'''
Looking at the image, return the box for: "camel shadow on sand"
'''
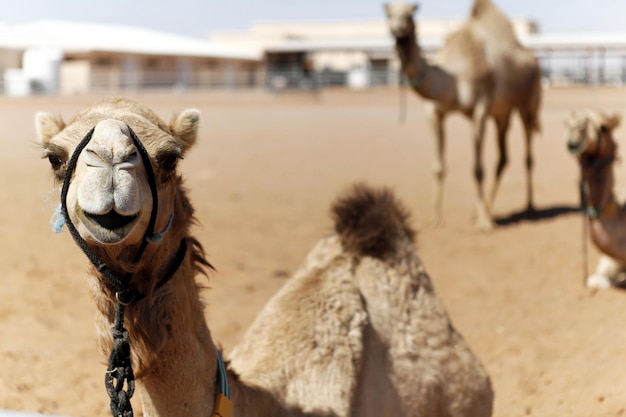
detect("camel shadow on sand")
[494,204,581,227]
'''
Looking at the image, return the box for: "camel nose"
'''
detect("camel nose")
[84,119,139,169]
[567,138,583,154]
[78,119,143,216]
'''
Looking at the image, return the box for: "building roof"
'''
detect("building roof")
[522,33,626,51]
[0,20,261,60]
[210,16,538,47]
[264,32,626,56]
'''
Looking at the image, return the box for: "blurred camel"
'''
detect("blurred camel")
[566,110,625,289]
[384,0,542,231]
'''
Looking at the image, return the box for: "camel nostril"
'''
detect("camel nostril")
[568,141,582,154]
[84,210,137,231]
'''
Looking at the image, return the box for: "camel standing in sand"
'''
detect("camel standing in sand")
[566,110,626,289]
[37,98,493,417]
[384,0,542,231]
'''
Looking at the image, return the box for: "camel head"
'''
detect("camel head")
[384,2,419,39]
[37,98,199,248]
[566,111,621,215]
[566,110,620,161]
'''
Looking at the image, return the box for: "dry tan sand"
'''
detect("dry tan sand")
[1,87,626,417]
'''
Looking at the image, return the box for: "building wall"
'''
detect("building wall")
[60,52,263,93]
[212,17,538,89]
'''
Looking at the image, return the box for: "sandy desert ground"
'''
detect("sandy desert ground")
[2,87,626,417]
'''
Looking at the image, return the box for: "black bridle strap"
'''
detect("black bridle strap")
[127,126,159,266]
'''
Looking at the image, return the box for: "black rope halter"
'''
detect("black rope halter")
[60,124,187,417]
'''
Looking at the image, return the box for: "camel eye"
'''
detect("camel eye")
[157,152,181,172]
[127,151,138,162]
[47,154,64,171]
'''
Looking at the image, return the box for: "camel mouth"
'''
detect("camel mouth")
[392,29,412,40]
[77,206,139,244]
[85,211,138,231]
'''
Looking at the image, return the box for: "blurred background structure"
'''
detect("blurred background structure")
[0,16,625,95]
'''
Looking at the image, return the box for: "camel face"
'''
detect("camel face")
[565,113,596,156]
[384,3,418,39]
[565,111,620,159]
[37,98,200,246]
[566,111,620,211]
[68,118,148,244]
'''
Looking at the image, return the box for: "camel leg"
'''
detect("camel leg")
[522,115,535,212]
[425,104,446,227]
[472,101,492,232]
[487,116,510,213]
[587,255,623,289]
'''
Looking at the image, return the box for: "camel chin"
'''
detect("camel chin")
[75,205,140,245]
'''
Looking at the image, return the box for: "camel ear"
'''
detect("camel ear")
[564,111,578,128]
[410,3,419,14]
[170,109,200,154]
[584,109,603,131]
[606,113,621,130]
[35,112,65,145]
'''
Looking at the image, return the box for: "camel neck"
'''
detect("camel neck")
[92,237,307,417]
[580,163,616,220]
[394,32,453,102]
[90,235,218,417]
[581,163,626,261]
[395,34,426,86]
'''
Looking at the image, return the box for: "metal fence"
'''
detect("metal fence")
[6,57,626,96]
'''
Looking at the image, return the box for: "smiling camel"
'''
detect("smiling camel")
[37,97,493,417]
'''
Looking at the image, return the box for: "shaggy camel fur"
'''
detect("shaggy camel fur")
[566,110,626,289]
[384,0,542,231]
[37,98,493,417]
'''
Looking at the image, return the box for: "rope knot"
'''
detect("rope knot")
[106,316,135,417]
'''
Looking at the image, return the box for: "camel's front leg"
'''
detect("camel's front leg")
[487,115,511,213]
[587,255,625,289]
[472,100,492,232]
[425,104,446,227]
[522,115,536,212]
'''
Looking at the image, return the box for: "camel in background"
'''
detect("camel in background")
[384,0,542,231]
[37,98,493,417]
[566,110,626,289]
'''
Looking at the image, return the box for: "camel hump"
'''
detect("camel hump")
[470,0,519,41]
[331,183,415,259]
[470,0,498,18]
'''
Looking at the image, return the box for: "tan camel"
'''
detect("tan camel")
[384,0,542,231]
[566,110,626,289]
[37,98,493,417]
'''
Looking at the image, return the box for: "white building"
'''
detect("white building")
[210,17,538,89]
[0,20,262,96]
[0,17,624,95]
[212,17,626,89]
